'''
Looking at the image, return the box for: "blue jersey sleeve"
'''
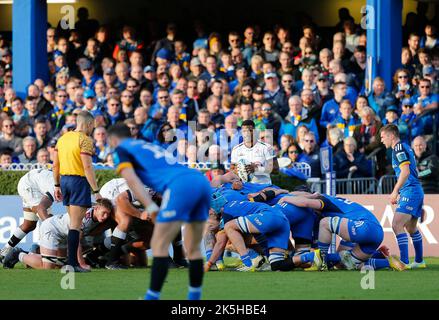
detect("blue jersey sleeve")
[113,145,134,174]
[393,143,411,168]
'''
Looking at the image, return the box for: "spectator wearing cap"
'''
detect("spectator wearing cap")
[50,89,72,134]
[0,47,12,71]
[331,99,360,138]
[80,59,101,91]
[0,118,22,156]
[334,136,372,178]
[297,131,321,178]
[143,65,156,83]
[53,50,68,74]
[279,95,319,144]
[382,105,399,125]
[200,55,226,83]
[263,72,289,118]
[423,65,437,91]
[205,162,226,182]
[113,25,145,61]
[187,58,203,82]
[413,135,439,193]
[82,89,103,118]
[316,73,334,106]
[367,77,395,119]
[17,136,37,164]
[320,81,347,129]
[155,48,173,69]
[103,67,118,89]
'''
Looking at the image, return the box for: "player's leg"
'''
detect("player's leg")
[106,209,131,269]
[171,230,187,267]
[405,216,425,267]
[317,216,347,269]
[183,221,206,300]
[392,211,413,265]
[0,210,37,260]
[145,221,182,300]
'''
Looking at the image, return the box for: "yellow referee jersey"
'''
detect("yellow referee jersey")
[55,131,94,177]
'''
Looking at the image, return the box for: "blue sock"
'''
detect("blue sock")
[396,233,409,264]
[318,241,330,262]
[410,231,423,263]
[327,253,341,264]
[300,252,315,264]
[206,249,212,261]
[145,289,160,300]
[248,249,258,259]
[365,258,390,270]
[188,286,202,300]
[240,253,252,267]
[371,250,385,259]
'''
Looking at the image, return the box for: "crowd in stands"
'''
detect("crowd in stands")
[0,6,438,190]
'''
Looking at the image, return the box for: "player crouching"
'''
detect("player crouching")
[2,199,113,270]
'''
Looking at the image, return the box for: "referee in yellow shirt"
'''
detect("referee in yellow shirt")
[53,111,101,272]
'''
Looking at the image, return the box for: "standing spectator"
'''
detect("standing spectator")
[413,136,439,193]
[151,23,177,65]
[407,33,421,65]
[113,25,145,61]
[297,131,320,178]
[260,100,282,142]
[205,95,225,128]
[320,81,347,129]
[0,118,22,156]
[334,136,371,178]
[257,31,280,63]
[230,120,278,184]
[420,24,439,49]
[263,72,288,118]
[17,137,37,164]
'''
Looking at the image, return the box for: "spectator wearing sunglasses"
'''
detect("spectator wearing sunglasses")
[50,89,72,134]
[392,68,415,104]
[80,59,102,91]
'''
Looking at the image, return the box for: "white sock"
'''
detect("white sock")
[18,252,26,263]
[13,228,27,240]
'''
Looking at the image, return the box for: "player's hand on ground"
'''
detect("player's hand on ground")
[54,186,63,202]
[390,191,398,205]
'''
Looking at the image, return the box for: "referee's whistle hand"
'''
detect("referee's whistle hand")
[54,187,63,202]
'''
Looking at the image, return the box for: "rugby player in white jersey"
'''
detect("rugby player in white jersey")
[1,168,57,265]
[2,198,114,269]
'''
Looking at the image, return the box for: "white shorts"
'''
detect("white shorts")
[17,178,44,209]
[39,220,67,251]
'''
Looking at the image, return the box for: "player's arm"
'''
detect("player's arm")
[77,232,90,270]
[52,149,62,201]
[34,194,54,221]
[289,191,320,198]
[278,195,323,210]
[119,167,159,221]
[247,187,288,202]
[115,191,143,220]
[205,231,228,271]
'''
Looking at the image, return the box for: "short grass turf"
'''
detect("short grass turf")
[1,257,438,300]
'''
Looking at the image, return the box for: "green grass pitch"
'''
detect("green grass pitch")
[1,257,439,300]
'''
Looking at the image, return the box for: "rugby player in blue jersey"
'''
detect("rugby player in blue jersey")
[380,124,426,269]
[108,123,211,300]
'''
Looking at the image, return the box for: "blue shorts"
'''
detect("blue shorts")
[288,209,316,242]
[60,175,91,208]
[347,220,384,255]
[244,208,290,250]
[156,172,210,223]
[397,189,424,218]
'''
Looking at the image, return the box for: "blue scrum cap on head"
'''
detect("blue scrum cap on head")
[211,191,228,214]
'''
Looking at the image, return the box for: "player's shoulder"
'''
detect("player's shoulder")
[232,142,245,151]
[393,141,406,152]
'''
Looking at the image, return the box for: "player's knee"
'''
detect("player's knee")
[319,217,330,231]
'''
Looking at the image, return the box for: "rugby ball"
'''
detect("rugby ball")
[236,159,254,182]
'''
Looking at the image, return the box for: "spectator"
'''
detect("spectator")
[263,72,288,118]
[33,118,50,150]
[260,100,282,142]
[36,148,50,165]
[297,131,320,178]
[320,81,347,129]
[278,134,295,157]
[124,118,141,139]
[0,118,22,156]
[257,31,280,63]
[393,68,415,103]
[412,136,439,193]
[93,126,111,162]
[334,136,371,178]
[205,95,225,128]
[150,88,171,121]
[205,162,226,182]
[120,89,135,119]
[200,55,226,83]
[331,99,360,138]
[217,114,240,157]
[367,77,395,119]
[0,148,13,167]
[321,125,344,156]
[17,137,37,163]
[113,25,145,61]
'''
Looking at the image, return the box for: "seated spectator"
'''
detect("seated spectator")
[320,81,347,129]
[134,106,161,142]
[166,106,192,142]
[279,95,319,143]
[237,101,265,130]
[216,115,241,157]
[334,136,372,178]
[297,132,321,178]
[0,148,13,167]
[420,24,439,49]
[0,118,22,157]
[278,134,295,158]
[17,136,37,163]
[105,97,125,125]
[263,71,288,118]
[205,95,225,128]
[205,162,226,182]
[82,89,103,117]
[321,125,344,156]
[11,97,29,126]
[36,148,50,165]
[113,25,144,61]
[150,88,171,121]
[260,100,282,143]
[93,126,111,162]
[413,136,439,193]
[33,117,50,150]
[411,78,438,134]
[124,118,141,139]
[367,77,395,119]
[331,99,360,137]
[392,68,415,104]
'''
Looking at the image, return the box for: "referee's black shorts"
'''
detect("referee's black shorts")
[60,175,91,208]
